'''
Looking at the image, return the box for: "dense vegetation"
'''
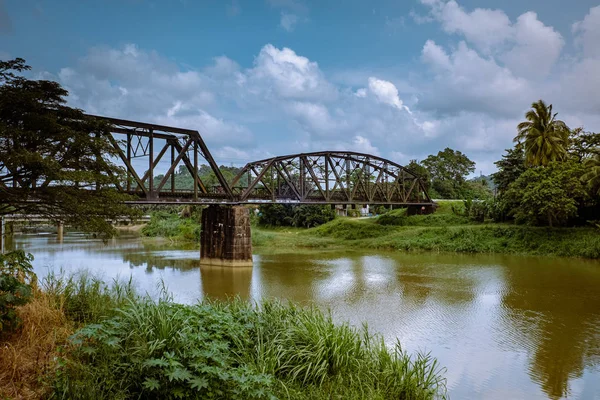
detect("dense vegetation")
[0,58,139,238]
[257,204,337,228]
[0,255,446,399]
[252,201,600,259]
[141,207,202,242]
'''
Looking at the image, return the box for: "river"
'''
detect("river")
[6,232,600,399]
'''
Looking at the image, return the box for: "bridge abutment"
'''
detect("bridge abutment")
[200,205,252,267]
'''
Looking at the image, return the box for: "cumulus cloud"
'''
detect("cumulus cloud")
[419,40,532,117]
[418,0,564,79]
[246,44,337,101]
[368,77,410,112]
[573,5,600,59]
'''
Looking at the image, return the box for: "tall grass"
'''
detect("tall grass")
[0,271,139,399]
[53,298,447,400]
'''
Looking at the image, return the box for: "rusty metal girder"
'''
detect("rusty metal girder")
[230,151,432,205]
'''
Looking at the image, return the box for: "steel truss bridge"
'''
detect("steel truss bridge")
[4,116,434,207]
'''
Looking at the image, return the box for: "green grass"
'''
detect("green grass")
[141,211,200,242]
[256,212,600,259]
[44,274,446,400]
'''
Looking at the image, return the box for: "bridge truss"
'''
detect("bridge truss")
[2,115,433,206]
[230,152,432,205]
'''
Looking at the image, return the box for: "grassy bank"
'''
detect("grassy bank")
[140,202,600,259]
[1,273,446,399]
[254,201,600,259]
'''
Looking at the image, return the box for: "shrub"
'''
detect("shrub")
[258,204,336,228]
[54,299,446,400]
[0,251,36,333]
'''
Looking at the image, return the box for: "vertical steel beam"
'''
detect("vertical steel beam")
[193,140,198,201]
[148,129,154,198]
[170,143,175,193]
[325,155,329,201]
[126,133,132,192]
[299,156,305,200]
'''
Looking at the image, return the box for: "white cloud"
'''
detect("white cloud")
[500,12,564,79]
[354,88,367,98]
[573,5,600,59]
[280,12,299,32]
[419,40,532,117]
[368,77,410,112]
[418,0,564,79]
[350,136,379,156]
[420,0,512,52]
[247,44,337,101]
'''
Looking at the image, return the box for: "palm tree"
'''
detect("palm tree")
[514,100,569,166]
[582,153,600,195]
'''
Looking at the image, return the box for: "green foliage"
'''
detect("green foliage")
[406,159,432,192]
[515,100,569,167]
[42,270,138,324]
[582,153,600,196]
[258,204,335,228]
[492,147,527,195]
[54,299,446,400]
[503,161,588,227]
[422,148,476,199]
[0,250,36,333]
[568,127,600,162]
[0,58,140,238]
[142,209,201,242]
[378,208,471,227]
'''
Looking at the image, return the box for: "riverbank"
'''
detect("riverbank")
[141,202,600,259]
[0,271,446,399]
[254,220,600,259]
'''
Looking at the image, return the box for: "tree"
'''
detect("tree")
[582,154,600,196]
[568,128,600,162]
[491,147,527,194]
[502,161,587,227]
[515,100,569,166]
[0,58,139,237]
[406,160,431,192]
[422,148,475,198]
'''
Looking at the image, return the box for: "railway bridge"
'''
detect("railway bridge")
[2,116,435,266]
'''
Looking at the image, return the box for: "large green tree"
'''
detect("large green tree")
[515,100,569,166]
[503,161,587,227]
[491,147,527,194]
[422,148,476,198]
[0,58,138,237]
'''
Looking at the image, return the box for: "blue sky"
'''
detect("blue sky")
[2,0,600,174]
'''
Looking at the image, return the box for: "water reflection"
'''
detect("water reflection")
[200,265,253,300]
[7,233,600,399]
[499,258,600,399]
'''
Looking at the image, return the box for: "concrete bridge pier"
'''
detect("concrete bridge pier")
[200,205,252,267]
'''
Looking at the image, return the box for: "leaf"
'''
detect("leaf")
[166,367,193,382]
[142,377,160,391]
[189,376,209,391]
[142,358,170,368]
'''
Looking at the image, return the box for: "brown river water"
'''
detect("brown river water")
[6,233,600,399]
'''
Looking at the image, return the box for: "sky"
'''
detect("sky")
[1,0,600,175]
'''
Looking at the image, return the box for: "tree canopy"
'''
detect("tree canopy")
[515,100,569,167]
[0,58,139,237]
[421,148,476,199]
